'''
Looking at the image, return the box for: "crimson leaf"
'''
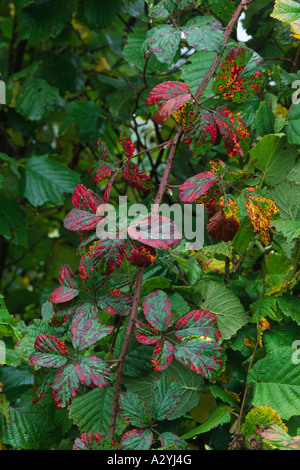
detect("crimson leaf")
[178,171,219,203]
[147,81,191,125]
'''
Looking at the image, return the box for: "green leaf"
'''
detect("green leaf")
[36,52,85,95]
[248,347,300,419]
[18,0,73,41]
[119,392,152,427]
[182,17,223,52]
[271,0,300,25]
[180,50,215,95]
[249,135,298,186]
[22,155,80,206]
[83,0,119,28]
[286,104,300,144]
[142,25,181,64]
[277,296,300,325]
[254,101,275,137]
[181,404,232,439]
[15,78,59,121]
[271,218,300,242]
[266,181,300,221]
[69,387,124,435]
[250,296,279,322]
[196,280,248,340]
[0,194,28,247]
[60,101,104,143]
[151,376,183,421]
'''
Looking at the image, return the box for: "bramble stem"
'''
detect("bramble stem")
[108,267,144,440]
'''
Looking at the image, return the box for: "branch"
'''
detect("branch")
[195,0,255,100]
[109,266,144,441]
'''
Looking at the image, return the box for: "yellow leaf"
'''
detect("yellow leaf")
[94,57,110,72]
[190,392,217,423]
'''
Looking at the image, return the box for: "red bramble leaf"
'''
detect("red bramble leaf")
[128,214,182,249]
[178,171,219,203]
[124,241,156,267]
[123,161,154,191]
[88,162,114,184]
[63,208,102,232]
[214,106,250,158]
[175,309,221,341]
[72,184,102,212]
[119,130,135,158]
[147,81,191,125]
[213,46,266,103]
[74,356,112,388]
[173,105,217,157]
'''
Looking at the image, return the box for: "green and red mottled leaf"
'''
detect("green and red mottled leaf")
[152,339,174,371]
[161,432,189,450]
[58,264,78,289]
[119,130,135,158]
[103,170,118,203]
[143,290,172,332]
[213,46,266,103]
[92,238,125,275]
[49,285,79,304]
[135,322,162,345]
[63,208,102,231]
[151,376,182,420]
[119,392,152,428]
[174,336,223,380]
[143,25,181,64]
[182,16,223,52]
[178,171,219,203]
[73,433,117,450]
[149,0,176,18]
[208,159,245,183]
[128,214,182,249]
[71,311,113,350]
[175,309,222,341]
[75,356,112,388]
[97,288,133,316]
[124,241,156,267]
[72,184,103,212]
[88,162,114,184]
[52,364,80,408]
[173,105,217,157]
[30,334,69,368]
[32,369,58,404]
[49,303,76,327]
[244,189,280,244]
[33,334,69,356]
[96,138,113,163]
[121,428,153,451]
[123,161,154,191]
[147,81,191,125]
[214,106,250,158]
